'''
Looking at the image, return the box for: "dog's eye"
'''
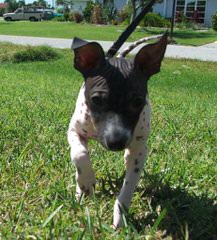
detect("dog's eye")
[91,96,103,106]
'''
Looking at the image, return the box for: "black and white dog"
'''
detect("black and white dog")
[67,3,167,227]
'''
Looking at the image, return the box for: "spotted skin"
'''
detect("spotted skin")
[67,84,151,228]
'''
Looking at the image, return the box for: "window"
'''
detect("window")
[176,0,206,23]
[15,9,23,13]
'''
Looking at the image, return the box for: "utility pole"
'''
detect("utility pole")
[170,0,176,40]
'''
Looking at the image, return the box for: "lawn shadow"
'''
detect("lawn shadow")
[134,174,217,239]
[98,173,217,239]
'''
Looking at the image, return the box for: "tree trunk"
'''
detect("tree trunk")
[131,0,137,22]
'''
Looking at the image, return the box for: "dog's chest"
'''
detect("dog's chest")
[68,84,151,143]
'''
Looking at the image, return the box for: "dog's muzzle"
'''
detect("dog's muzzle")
[100,113,132,151]
[104,130,130,151]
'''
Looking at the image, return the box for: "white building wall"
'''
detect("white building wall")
[152,0,174,18]
[71,1,87,12]
[165,0,174,18]
[205,0,217,26]
[152,2,165,16]
[114,0,126,10]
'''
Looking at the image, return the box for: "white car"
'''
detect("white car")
[3,8,43,21]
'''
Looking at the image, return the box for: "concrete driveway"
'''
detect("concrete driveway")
[0,34,217,62]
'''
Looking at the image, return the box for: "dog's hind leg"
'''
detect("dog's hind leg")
[68,130,96,200]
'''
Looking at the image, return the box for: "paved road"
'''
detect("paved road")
[1,34,217,62]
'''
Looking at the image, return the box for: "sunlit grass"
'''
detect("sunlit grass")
[0,21,216,45]
[0,43,216,239]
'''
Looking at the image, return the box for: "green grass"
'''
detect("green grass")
[0,43,216,239]
[0,21,217,45]
[0,42,60,63]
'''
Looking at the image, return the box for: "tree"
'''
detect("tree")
[32,0,47,7]
[18,0,25,7]
[4,0,18,12]
[129,0,162,22]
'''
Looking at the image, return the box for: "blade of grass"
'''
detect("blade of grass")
[42,204,63,228]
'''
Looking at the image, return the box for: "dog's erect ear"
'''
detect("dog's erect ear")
[134,32,168,77]
[72,37,105,75]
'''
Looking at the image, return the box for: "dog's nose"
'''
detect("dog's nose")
[105,133,129,151]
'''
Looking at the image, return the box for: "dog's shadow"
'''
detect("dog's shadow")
[98,173,217,240]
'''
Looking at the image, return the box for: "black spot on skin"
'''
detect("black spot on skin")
[139,152,142,156]
[134,168,140,173]
[135,159,138,165]
[82,129,87,133]
[77,167,82,175]
[125,181,128,185]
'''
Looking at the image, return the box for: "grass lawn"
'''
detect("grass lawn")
[0,21,217,46]
[0,43,217,239]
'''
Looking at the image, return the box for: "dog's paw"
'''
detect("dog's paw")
[113,199,125,228]
[75,170,96,200]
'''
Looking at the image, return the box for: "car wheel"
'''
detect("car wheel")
[29,17,36,22]
[5,17,12,21]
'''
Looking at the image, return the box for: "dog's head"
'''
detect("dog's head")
[72,34,167,151]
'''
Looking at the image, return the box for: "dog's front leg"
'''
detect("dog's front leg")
[113,142,148,228]
[68,130,96,199]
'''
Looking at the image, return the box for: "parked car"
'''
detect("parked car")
[3,8,51,21]
[37,9,55,20]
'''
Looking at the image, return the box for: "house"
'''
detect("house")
[153,0,217,27]
[60,0,217,27]
[0,3,8,9]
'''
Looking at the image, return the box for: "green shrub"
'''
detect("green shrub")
[73,11,83,23]
[211,11,217,31]
[91,4,103,24]
[83,0,95,22]
[102,5,117,24]
[52,16,65,22]
[111,19,118,25]
[0,7,5,16]
[118,5,131,24]
[68,12,74,22]
[13,46,60,63]
[142,12,170,27]
[176,11,187,23]
[121,18,130,25]
[64,11,70,21]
